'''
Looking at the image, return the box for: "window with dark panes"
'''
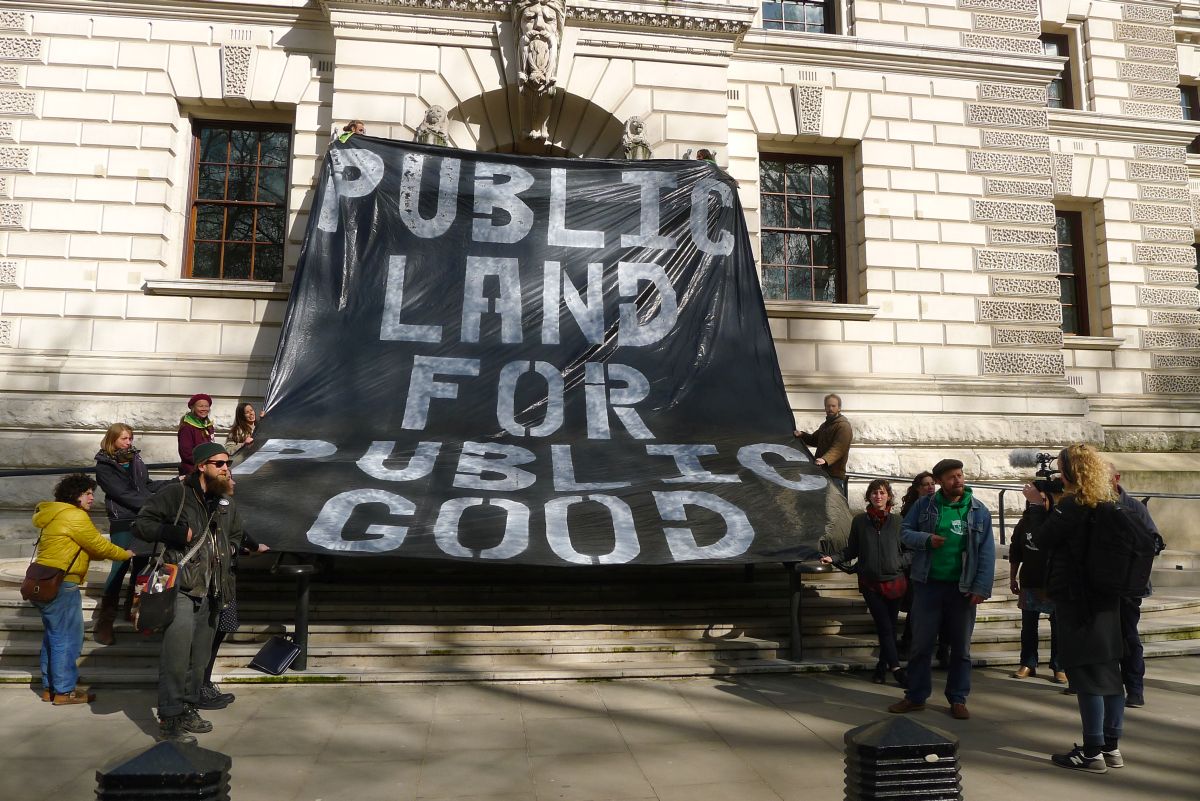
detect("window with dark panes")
[762,0,834,33]
[1055,210,1088,335]
[1041,33,1074,110]
[1181,86,1200,154]
[759,154,843,302]
[186,121,291,282]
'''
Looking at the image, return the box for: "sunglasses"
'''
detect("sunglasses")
[205,460,232,468]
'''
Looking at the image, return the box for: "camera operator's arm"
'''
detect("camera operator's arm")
[1022,484,1072,551]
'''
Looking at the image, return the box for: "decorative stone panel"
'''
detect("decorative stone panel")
[1121,3,1174,24]
[1139,184,1190,202]
[0,121,11,141]
[990,276,1060,297]
[988,227,1057,247]
[969,151,1051,176]
[0,12,28,32]
[0,145,29,171]
[1151,309,1200,327]
[1139,286,1200,308]
[986,178,1052,198]
[793,85,822,135]
[221,45,252,99]
[0,36,41,62]
[979,83,1046,105]
[0,175,8,197]
[982,351,1065,376]
[979,298,1063,324]
[0,65,17,84]
[1130,161,1189,183]
[1135,144,1186,162]
[0,89,34,115]
[1194,195,1200,230]
[0,201,23,228]
[958,0,1039,15]
[1118,62,1179,85]
[1125,45,1178,63]
[0,259,15,286]
[1153,354,1200,369]
[1131,202,1193,225]
[1052,153,1072,195]
[1135,245,1197,266]
[975,248,1058,273]
[0,318,12,348]
[973,199,1055,225]
[1146,374,1200,394]
[961,34,1043,55]
[1146,267,1199,283]
[1116,23,1174,44]
[973,14,1039,34]
[993,327,1064,348]
[1131,84,1183,103]
[967,104,1048,129]
[981,130,1049,151]
[1143,225,1194,242]
[1120,101,1184,119]
[1141,329,1200,349]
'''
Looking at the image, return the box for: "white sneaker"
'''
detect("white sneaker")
[1101,748,1124,768]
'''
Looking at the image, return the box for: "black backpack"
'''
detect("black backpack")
[1083,501,1162,598]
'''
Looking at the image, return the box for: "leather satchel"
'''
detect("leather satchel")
[20,535,82,603]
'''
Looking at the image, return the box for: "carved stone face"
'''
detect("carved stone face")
[630,119,644,135]
[521,4,558,39]
[425,107,445,126]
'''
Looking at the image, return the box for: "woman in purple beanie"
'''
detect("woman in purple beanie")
[177,393,215,475]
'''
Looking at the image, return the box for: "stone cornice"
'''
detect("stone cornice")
[735,30,1063,84]
[5,0,324,26]
[1049,109,1200,146]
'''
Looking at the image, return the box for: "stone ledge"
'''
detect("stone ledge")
[764,301,877,321]
[143,278,291,300]
[1062,335,1125,351]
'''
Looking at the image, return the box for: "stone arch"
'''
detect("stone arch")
[448,86,626,158]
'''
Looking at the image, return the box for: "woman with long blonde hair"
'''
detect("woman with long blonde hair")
[1022,443,1124,774]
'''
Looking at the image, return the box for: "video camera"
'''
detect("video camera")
[1008,449,1065,499]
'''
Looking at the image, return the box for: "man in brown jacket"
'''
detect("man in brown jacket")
[794,393,853,495]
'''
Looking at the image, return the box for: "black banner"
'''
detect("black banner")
[235,137,832,564]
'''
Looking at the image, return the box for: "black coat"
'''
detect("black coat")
[94,450,173,524]
[833,512,906,583]
[1009,514,1051,590]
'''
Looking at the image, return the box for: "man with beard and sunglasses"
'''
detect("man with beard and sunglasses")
[134,442,245,743]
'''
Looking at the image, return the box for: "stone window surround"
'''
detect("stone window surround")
[756,0,850,36]
[1041,21,1088,113]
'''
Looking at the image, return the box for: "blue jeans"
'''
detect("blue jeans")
[33,581,83,694]
[1019,608,1059,671]
[905,580,976,705]
[1078,693,1124,748]
[861,588,902,670]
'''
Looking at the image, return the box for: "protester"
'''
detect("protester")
[695,148,717,164]
[900,472,936,517]
[31,474,133,704]
[198,524,268,711]
[93,424,178,645]
[224,402,257,456]
[177,393,215,476]
[1112,471,1163,708]
[822,479,907,687]
[890,458,994,720]
[338,120,365,142]
[134,442,245,743]
[794,393,853,495]
[1023,444,1125,773]
[1009,512,1065,683]
[897,471,943,662]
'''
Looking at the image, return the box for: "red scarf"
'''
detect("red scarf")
[865,505,889,529]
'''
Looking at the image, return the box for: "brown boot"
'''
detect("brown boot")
[93,596,117,646]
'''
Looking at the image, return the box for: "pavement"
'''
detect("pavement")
[1,659,1198,801]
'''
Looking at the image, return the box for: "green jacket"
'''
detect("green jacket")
[132,472,245,604]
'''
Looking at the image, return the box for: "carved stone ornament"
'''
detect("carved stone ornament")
[512,0,565,143]
[415,105,449,147]
[221,45,252,99]
[981,351,1065,377]
[621,116,651,160]
[0,318,12,347]
[1146,374,1200,394]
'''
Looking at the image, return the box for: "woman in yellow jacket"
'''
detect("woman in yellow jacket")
[31,473,133,704]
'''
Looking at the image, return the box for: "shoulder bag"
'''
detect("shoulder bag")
[20,532,82,603]
[132,488,209,633]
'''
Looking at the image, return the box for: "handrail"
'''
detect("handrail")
[0,463,179,478]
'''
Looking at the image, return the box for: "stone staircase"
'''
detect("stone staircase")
[1,555,1198,686]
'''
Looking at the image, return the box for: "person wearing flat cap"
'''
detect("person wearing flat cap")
[177,393,215,476]
[134,441,245,743]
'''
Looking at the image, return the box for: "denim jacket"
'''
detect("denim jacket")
[901,491,995,598]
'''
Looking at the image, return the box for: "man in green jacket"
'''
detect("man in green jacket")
[134,442,245,743]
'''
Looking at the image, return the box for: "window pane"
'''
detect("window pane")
[785,163,811,194]
[224,242,253,280]
[762,2,783,22]
[227,166,256,201]
[194,205,223,241]
[1058,248,1075,274]
[786,196,811,228]
[199,128,229,163]
[805,4,824,25]
[813,267,838,303]
[786,233,810,265]
[760,161,784,192]
[257,168,286,205]
[225,206,255,242]
[762,195,786,227]
[254,245,284,282]
[813,197,834,230]
[256,207,285,244]
[229,129,259,164]
[762,265,785,299]
[811,164,831,195]
[763,19,783,30]
[1062,305,1078,335]
[260,132,290,167]
[787,266,812,300]
[762,232,785,264]
[1059,277,1076,305]
[197,165,226,200]
[192,242,220,278]
[812,234,835,266]
[784,3,804,22]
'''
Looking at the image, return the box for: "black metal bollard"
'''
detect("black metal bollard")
[96,741,231,800]
[274,561,316,671]
[844,716,961,801]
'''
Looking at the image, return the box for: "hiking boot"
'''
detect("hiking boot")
[92,595,117,646]
[180,706,213,734]
[888,698,925,714]
[1101,748,1124,768]
[1125,693,1144,708]
[1051,744,1107,774]
[950,702,970,720]
[158,715,198,744]
[52,688,95,705]
[195,682,235,710]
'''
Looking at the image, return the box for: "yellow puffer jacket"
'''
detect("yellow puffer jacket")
[32,502,129,585]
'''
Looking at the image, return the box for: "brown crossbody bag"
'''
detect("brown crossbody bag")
[21,532,83,603]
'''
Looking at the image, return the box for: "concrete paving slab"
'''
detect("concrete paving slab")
[529,750,654,801]
[427,712,526,752]
[527,715,627,756]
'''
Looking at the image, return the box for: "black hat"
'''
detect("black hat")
[192,442,227,465]
[931,458,964,479]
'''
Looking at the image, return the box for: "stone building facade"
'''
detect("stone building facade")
[0,0,1196,536]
